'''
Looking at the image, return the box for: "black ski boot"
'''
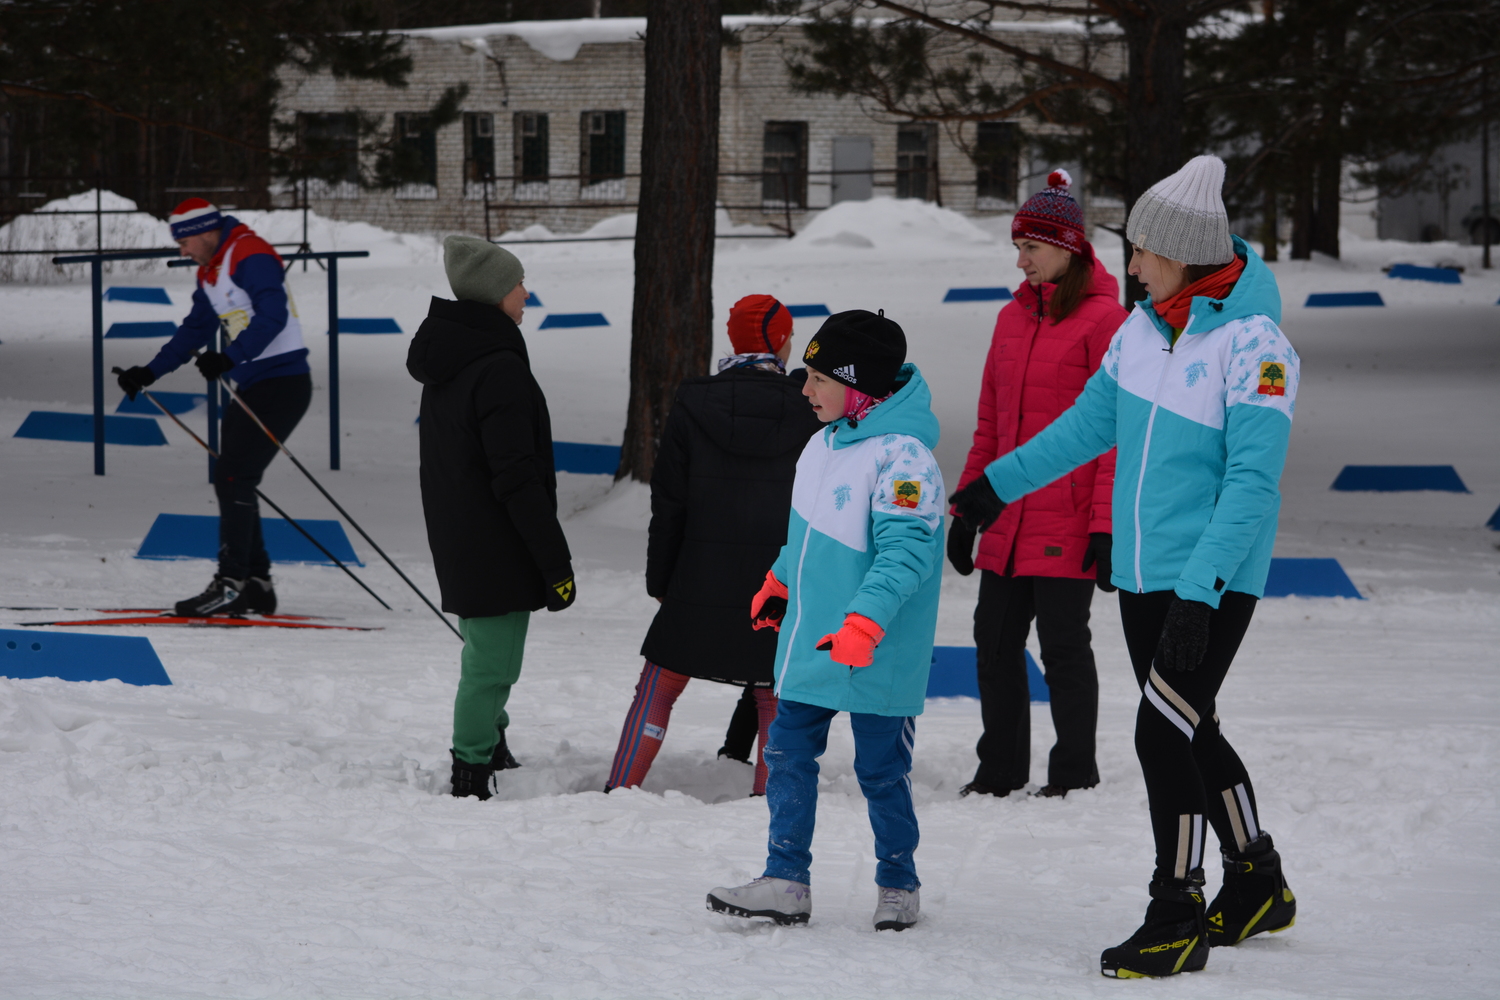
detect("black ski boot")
[1100,870,1210,979]
[244,576,277,614]
[175,575,249,617]
[1207,833,1296,946]
[449,750,493,800]
[490,728,521,771]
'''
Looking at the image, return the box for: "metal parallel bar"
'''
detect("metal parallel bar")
[91,259,104,476]
[328,257,340,472]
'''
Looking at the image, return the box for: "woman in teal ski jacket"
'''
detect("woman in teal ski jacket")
[951,156,1300,978]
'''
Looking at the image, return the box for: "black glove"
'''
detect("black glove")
[195,351,235,380]
[546,572,576,612]
[1081,532,1117,593]
[116,365,156,401]
[946,515,976,576]
[950,475,1007,534]
[1156,598,1212,672]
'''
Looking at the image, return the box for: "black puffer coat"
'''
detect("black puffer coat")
[640,366,823,684]
[407,297,571,618]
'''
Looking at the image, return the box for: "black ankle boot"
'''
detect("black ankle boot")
[450,749,494,800]
[1100,870,1209,978]
[1207,833,1296,946]
[489,728,521,771]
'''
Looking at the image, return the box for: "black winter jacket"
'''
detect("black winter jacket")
[640,366,823,684]
[407,297,572,618]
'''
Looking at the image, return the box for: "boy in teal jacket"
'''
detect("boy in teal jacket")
[706,310,944,932]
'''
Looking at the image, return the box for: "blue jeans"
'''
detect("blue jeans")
[762,698,920,891]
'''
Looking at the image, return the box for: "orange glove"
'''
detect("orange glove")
[815,613,886,667]
[750,570,789,631]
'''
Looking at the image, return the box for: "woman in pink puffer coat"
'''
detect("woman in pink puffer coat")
[949,170,1127,799]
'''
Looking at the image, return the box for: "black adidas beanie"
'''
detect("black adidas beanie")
[802,309,907,397]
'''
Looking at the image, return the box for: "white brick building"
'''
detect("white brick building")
[275,16,1124,237]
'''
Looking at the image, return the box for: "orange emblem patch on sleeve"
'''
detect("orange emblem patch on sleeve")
[893,480,921,509]
[1258,361,1286,396]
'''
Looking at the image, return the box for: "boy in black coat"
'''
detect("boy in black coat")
[606,295,822,796]
[406,235,575,800]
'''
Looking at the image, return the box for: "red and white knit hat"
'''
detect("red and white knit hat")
[1010,169,1087,255]
[168,198,223,240]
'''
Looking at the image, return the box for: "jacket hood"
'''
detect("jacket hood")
[1014,247,1120,316]
[407,297,530,386]
[830,363,940,450]
[675,367,818,458]
[1141,235,1281,341]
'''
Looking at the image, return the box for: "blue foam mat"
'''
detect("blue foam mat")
[336,317,402,334]
[1,629,171,686]
[554,441,621,476]
[105,321,178,339]
[787,304,831,318]
[539,313,609,329]
[1331,465,1468,492]
[928,645,1047,702]
[136,513,363,565]
[105,286,172,304]
[1487,505,1500,531]
[116,391,205,415]
[15,411,166,446]
[525,291,543,307]
[1305,291,1385,307]
[1263,558,1362,599]
[1388,263,1461,284]
[944,287,1013,303]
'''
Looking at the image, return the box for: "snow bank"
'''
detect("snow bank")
[787,197,998,255]
[0,192,170,283]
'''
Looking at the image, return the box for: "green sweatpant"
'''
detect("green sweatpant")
[452,612,530,765]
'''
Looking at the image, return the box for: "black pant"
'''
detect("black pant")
[972,571,1099,790]
[1118,589,1262,881]
[214,373,312,580]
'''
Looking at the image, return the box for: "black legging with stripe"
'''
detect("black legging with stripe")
[1118,590,1263,880]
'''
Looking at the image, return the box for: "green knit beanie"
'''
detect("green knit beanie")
[443,234,524,304]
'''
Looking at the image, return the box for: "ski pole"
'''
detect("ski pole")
[200,359,462,641]
[114,370,393,612]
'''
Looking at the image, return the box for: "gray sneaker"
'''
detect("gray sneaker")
[873,886,920,931]
[706,877,811,925]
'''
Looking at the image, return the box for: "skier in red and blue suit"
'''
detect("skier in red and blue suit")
[116,198,312,617]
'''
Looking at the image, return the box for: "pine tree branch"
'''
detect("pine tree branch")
[865,0,1127,99]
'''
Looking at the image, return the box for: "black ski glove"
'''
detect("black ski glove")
[950,475,1007,534]
[545,571,576,612]
[1081,532,1117,593]
[195,351,234,380]
[946,515,976,576]
[116,365,156,401]
[1156,598,1212,672]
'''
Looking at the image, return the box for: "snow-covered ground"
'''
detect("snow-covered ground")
[1,197,1498,998]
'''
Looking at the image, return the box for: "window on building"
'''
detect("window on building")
[896,123,936,201]
[580,110,626,186]
[513,112,549,182]
[296,112,360,189]
[464,113,495,184]
[762,121,808,208]
[974,121,1021,204]
[393,112,438,192]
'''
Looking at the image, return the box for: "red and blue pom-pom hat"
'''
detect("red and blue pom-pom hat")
[1010,169,1087,255]
[168,197,223,240]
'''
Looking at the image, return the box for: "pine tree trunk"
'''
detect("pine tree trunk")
[1311,14,1347,259]
[1260,179,1279,262]
[617,1,722,483]
[1118,5,1190,305]
[1290,158,1314,259]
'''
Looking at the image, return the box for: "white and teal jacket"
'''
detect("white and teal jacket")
[771,364,945,717]
[984,237,1298,607]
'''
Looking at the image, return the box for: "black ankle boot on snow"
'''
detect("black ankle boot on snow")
[1207,833,1296,946]
[243,576,277,614]
[490,729,521,771]
[1100,870,1209,979]
[174,575,249,617]
[449,750,494,800]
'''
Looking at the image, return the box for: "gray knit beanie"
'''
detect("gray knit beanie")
[443,235,524,304]
[1126,155,1235,266]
